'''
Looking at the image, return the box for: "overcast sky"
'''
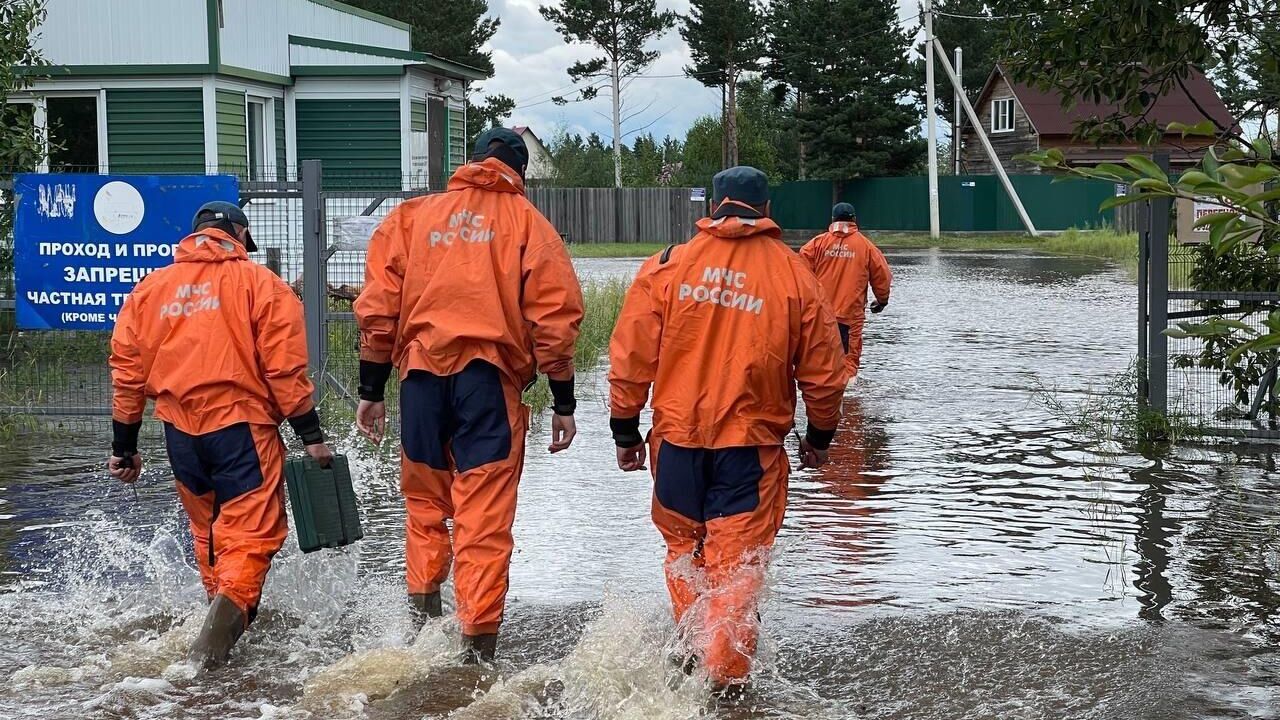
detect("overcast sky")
[481,0,921,145]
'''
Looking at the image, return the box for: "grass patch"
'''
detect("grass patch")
[568,243,668,259]
[1034,361,1201,449]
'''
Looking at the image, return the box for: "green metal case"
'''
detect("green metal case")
[283,455,363,553]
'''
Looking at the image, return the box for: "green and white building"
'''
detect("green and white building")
[15,0,486,189]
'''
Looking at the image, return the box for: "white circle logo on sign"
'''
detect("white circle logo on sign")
[94,181,145,235]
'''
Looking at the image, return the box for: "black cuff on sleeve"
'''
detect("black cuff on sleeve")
[359,360,393,402]
[610,416,644,448]
[548,377,576,416]
[288,408,325,446]
[804,423,836,451]
[112,420,142,456]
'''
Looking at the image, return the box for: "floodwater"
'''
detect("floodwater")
[2,249,1279,719]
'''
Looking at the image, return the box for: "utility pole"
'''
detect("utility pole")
[954,47,963,176]
[924,0,940,239]
[933,38,1038,235]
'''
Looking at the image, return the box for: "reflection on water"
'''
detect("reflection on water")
[1,249,1278,718]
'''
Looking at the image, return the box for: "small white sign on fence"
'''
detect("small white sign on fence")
[690,187,706,203]
[333,216,383,250]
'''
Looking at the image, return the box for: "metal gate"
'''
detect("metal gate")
[307,160,434,417]
[0,160,430,419]
[1139,153,1280,440]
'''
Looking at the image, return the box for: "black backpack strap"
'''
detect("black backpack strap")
[660,244,677,264]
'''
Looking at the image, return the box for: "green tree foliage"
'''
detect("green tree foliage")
[539,0,677,187]
[988,0,1255,144]
[546,131,617,187]
[546,130,686,188]
[767,0,925,179]
[1002,2,1280,414]
[1,0,49,286]
[341,0,498,73]
[1214,15,1280,143]
[342,0,512,145]
[736,76,801,182]
[680,0,765,168]
[466,94,517,148]
[679,111,779,189]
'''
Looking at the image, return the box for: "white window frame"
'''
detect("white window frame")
[246,96,268,181]
[991,97,1016,134]
[8,92,109,173]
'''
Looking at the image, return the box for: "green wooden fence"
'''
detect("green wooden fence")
[769,175,1120,232]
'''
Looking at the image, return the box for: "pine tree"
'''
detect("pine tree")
[767,0,925,179]
[342,0,498,73]
[342,0,512,144]
[539,0,677,187]
[680,0,765,168]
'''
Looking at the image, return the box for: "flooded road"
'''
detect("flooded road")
[2,249,1278,719]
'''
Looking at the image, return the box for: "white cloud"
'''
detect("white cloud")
[478,0,922,144]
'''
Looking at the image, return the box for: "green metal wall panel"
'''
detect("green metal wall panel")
[105,88,204,172]
[275,99,287,180]
[769,180,834,230]
[448,106,466,175]
[106,88,205,173]
[411,100,428,132]
[296,99,400,189]
[216,89,247,175]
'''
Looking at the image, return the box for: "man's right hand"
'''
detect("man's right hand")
[307,442,335,468]
[356,400,386,445]
[799,438,829,469]
[109,453,143,483]
[617,444,647,472]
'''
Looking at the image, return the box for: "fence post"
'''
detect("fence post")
[1136,182,1150,404]
[301,159,326,402]
[1147,153,1172,413]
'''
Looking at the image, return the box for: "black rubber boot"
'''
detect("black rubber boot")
[188,594,247,669]
[462,633,498,665]
[409,592,443,629]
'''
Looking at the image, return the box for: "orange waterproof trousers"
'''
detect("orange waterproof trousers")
[399,361,528,636]
[649,436,789,685]
[167,422,288,620]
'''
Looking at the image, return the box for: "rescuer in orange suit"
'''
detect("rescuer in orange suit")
[354,128,584,664]
[798,203,892,381]
[608,166,847,691]
[108,202,334,669]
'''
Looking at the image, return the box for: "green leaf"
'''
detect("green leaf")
[1099,194,1148,211]
[1177,170,1214,188]
[1219,163,1280,189]
[1126,155,1169,181]
[1254,137,1275,161]
[1194,211,1240,229]
[1094,163,1140,181]
[1246,187,1280,205]
[1168,120,1217,137]
[1204,149,1221,180]
[1163,328,1190,339]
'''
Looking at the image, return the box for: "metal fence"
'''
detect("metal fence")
[770,175,1123,233]
[0,165,701,424]
[1138,153,1280,440]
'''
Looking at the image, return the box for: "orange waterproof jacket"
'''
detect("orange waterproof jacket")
[798,222,892,325]
[609,216,846,448]
[355,158,584,385]
[110,229,315,435]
